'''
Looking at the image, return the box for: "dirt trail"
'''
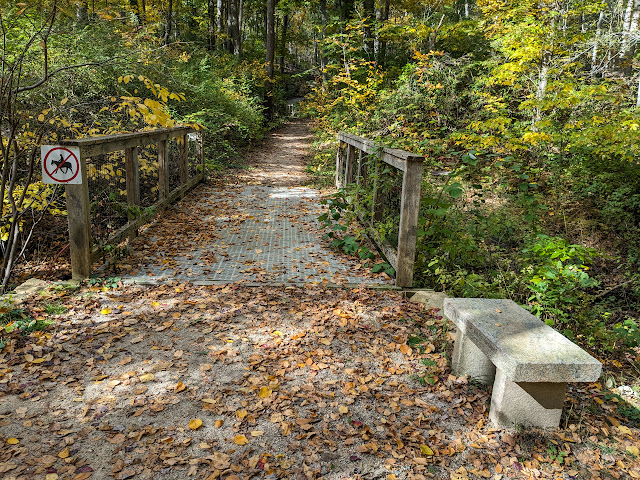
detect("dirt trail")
[0,122,637,480]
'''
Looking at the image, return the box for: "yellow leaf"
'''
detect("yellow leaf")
[38,114,45,122]
[420,444,434,456]
[233,435,249,445]
[152,301,160,307]
[24,354,34,363]
[215,419,224,428]
[46,474,59,480]
[32,357,46,364]
[6,438,19,445]
[259,387,272,398]
[250,430,264,437]
[399,344,413,356]
[338,405,349,414]
[201,398,216,404]
[61,97,68,105]
[272,330,283,336]
[189,419,203,430]
[175,382,186,392]
[618,425,632,435]
[236,409,248,419]
[58,446,70,458]
[627,445,639,456]
[139,373,155,382]
[101,308,112,315]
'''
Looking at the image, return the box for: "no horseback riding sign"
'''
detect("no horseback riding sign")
[41,145,82,184]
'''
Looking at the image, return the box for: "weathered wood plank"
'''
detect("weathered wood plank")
[395,157,424,287]
[179,135,188,184]
[66,158,92,279]
[125,146,140,207]
[338,132,422,172]
[60,127,195,158]
[335,141,346,189]
[158,139,169,202]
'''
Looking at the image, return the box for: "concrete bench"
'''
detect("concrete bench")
[444,298,602,429]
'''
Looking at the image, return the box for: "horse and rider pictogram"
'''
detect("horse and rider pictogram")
[41,146,82,184]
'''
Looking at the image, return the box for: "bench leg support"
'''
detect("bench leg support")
[489,369,566,429]
[452,327,496,385]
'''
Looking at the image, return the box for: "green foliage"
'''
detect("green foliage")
[318,189,395,276]
[522,235,599,327]
[0,301,51,335]
[44,301,66,316]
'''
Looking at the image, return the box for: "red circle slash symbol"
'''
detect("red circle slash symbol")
[43,147,80,183]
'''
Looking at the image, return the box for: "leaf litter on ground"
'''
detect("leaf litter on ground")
[0,121,638,479]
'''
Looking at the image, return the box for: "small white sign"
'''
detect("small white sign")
[41,145,82,184]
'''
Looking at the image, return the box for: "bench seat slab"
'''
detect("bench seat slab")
[489,369,567,429]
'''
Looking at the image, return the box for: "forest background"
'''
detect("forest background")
[2,0,640,376]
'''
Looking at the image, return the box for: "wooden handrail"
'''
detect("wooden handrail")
[62,126,205,279]
[336,132,424,288]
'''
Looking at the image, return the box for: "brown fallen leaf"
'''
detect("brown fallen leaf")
[107,434,126,444]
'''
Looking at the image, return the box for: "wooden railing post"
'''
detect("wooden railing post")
[158,139,169,202]
[66,155,92,279]
[370,155,383,222]
[125,146,140,207]
[335,141,345,188]
[395,156,424,287]
[179,135,188,184]
[194,132,205,179]
[345,144,355,184]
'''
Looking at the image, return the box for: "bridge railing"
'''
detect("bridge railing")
[336,132,423,288]
[59,126,204,279]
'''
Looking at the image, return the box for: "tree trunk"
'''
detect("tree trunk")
[320,0,328,80]
[363,0,375,58]
[228,0,241,58]
[378,0,390,67]
[76,1,88,22]
[279,13,289,74]
[265,0,276,120]
[591,10,604,75]
[621,0,639,75]
[208,0,216,49]
[163,0,173,44]
[216,0,223,41]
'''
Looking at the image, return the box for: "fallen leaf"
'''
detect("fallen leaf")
[211,452,230,470]
[58,446,70,458]
[215,419,224,428]
[189,418,203,430]
[139,373,155,382]
[101,308,112,315]
[175,382,187,392]
[419,444,434,456]
[338,405,349,414]
[107,434,126,444]
[233,435,249,445]
[6,438,19,445]
[259,387,272,398]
